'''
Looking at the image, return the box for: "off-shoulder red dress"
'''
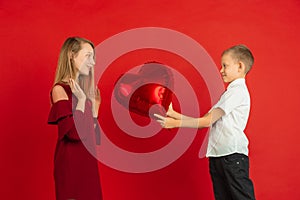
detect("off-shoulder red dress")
[48,83,102,200]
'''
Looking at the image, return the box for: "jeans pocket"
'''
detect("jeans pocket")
[223,154,249,178]
[223,153,244,164]
[223,153,241,164]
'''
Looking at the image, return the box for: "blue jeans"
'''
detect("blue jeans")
[209,153,255,200]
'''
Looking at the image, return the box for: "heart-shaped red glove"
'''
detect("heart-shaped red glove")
[114,62,174,118]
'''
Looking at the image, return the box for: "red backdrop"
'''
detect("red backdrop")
[1,0,300,199]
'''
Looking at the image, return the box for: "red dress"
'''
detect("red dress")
[48,83,102,200]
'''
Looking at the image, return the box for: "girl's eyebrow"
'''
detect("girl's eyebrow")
[84,51,94,55]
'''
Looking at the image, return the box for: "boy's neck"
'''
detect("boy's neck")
[224,77,246,88]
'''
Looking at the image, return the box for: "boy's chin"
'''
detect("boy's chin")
[223,76,241,83]
[222,77,230,83]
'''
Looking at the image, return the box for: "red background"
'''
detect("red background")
[1,0,300,199]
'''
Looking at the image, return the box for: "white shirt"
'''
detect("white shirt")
[206,78,251,157]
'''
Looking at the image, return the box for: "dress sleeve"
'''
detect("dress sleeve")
[48,100,85,141]
[48,100,72,124]
[48,97,100,144]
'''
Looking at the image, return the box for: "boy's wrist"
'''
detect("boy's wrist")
[175,119,181,128]
[178,118,199,128]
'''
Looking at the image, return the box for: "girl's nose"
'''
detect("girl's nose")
[89,57,95,66]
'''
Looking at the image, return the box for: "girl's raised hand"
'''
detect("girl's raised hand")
[69,79,86,102]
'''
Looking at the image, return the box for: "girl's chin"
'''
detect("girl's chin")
[79,70,90,76]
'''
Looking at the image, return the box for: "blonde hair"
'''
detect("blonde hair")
[222,44,254,74]
[54,37,95,96]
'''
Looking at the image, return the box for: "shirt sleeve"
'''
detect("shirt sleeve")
[215,88,246,115]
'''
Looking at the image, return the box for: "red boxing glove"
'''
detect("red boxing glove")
[114,62,174,118]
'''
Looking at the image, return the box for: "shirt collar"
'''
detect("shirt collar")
[227,78,245,89]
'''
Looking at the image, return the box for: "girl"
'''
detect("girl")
[48,37,103,200]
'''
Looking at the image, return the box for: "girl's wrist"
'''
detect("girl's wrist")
[76,99,86,112]
[78,96,86,103]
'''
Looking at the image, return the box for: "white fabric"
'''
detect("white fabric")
[206,78,251,157]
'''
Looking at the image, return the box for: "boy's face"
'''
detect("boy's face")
[220,53,244,83]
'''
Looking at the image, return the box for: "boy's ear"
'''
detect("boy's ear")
[238,61,247,74]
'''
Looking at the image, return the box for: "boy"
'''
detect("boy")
[155,45,255,199]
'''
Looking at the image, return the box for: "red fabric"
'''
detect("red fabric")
[48,83,102,200]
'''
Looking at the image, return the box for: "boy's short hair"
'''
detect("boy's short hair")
[222,44,254,74]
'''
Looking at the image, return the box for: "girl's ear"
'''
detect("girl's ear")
[68,52,73,60]
[69,51,75,60]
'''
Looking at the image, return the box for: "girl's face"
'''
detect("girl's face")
[220,53,243,83]
[73,43,95,76]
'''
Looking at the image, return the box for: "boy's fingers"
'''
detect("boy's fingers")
[154,114,165,120]
[156,120,164,124]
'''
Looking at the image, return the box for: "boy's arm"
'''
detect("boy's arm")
[166,103,194,120]
[154,108,225,129]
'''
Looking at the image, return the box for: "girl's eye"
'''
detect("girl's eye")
[86,55,93,60]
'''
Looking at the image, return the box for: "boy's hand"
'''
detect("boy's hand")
[166,103,175,118]
[154,114,180,128]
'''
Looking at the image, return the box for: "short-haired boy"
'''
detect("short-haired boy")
[155,44,256,199]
